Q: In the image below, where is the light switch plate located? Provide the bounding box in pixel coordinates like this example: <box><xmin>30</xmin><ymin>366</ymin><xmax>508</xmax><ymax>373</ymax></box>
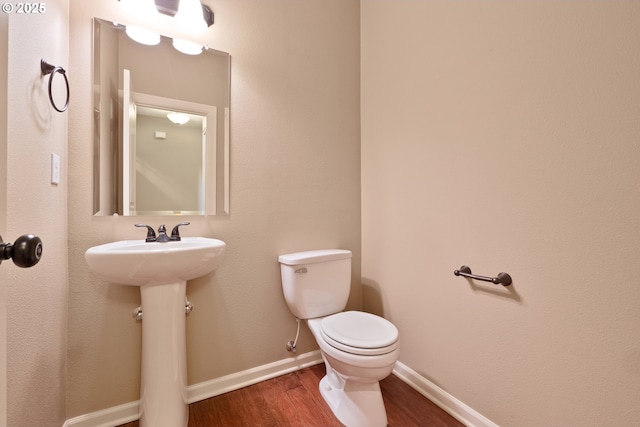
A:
<box><xmin>51</xmin><ymin>153</ymin><xmax>60</xmax><ymax>185</ymax></box>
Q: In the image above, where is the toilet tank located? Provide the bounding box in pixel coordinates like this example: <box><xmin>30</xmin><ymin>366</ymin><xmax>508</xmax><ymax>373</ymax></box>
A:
<box><xmin>279</xmin><ymin>249</ymin><xmax>352</xmax><ymax>319</ymax></box>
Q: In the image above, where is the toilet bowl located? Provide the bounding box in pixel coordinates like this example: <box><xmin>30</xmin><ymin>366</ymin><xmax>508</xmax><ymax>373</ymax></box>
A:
<box><xmin>307</xmin><ymin>313</ymin><xmax>399</xmax><ymax>427</ymax></box>
<box><xmin>279</xmin><ymin>250</ymin><xmax>400</xmax><ymax>427</ymax></box>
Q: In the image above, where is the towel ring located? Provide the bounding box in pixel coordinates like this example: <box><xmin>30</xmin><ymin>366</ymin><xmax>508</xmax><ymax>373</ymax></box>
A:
<box><xmin>40</xmin><ymin>59</ymin><xmax>69</xmax><ymax>113</ymax></box>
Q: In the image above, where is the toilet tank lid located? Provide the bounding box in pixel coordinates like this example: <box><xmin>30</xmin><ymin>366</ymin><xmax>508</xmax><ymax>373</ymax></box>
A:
<box><xmin>278</xmin><ymin>249</ymin><xmax>352</xmax><ymax>265</ymax></box>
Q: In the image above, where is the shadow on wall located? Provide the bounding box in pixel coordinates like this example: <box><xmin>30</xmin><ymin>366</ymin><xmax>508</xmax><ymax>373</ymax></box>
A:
<box><xmin>361</xmin><ymin>279</ymin><xmax>386</xmax><ymax>317</ymax></box>
<box><xmin>462</xmin><ymin>278</ymin><xmax>523</xmax><ymax>303</ymax></box>
<box><xmin>362</xmin><ymin>273</ymin><xmax>522</xmax><ymax>318</ymax></box>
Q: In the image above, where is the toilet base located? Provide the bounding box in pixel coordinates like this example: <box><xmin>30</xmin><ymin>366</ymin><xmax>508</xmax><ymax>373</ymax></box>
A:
<box><xmin>319</xmin><ymin>374</ymin><xmax>388</xmax><ymax>427</ymax></box>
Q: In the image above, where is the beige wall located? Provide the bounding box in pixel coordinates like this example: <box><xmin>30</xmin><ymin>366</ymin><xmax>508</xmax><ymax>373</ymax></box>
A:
<box><xmin>361</xmin><ymin>1</ymin><xmax>640</xmax><ymax>426</ymax></box>
<box><xmin>67</xmin><ymin>0</ymin><xmax>361</xmax><ymax>418</ymax></box>
<box><xmin>5</xmin><ymin>1</ymin><xmax>69</xmax><ymax>425</ymax></box>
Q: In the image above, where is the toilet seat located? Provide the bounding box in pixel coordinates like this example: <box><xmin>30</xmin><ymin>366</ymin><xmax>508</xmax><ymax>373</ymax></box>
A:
<box><xmin>320</xmin><ymin>311</ymin><xmax>399</xmax><ymax>356</ymax></box>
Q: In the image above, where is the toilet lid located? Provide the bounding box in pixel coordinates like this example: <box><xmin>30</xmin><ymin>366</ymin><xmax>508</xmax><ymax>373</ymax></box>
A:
<box><xmin>320</xmin><ymin>311</ymin><xmax>399</xmax><ymax>356</ymax></box>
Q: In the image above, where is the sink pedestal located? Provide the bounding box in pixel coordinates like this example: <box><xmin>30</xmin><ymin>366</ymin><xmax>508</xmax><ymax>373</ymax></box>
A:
<box><xmin>139</xmin><ymin>281</ymin><xmax>188</xmax><ymax>427</ymax></box>
<box><xmin>84</xmin><ymin>237</ymin><xmax>226</xmax><ymax>427</ymax></box>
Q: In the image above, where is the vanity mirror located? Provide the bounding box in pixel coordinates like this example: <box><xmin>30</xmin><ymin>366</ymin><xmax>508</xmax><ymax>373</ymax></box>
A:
<box><xmin>92</xmin><ymin>18</ymin><xmax>230</xmax><ymax>216</ymax></box>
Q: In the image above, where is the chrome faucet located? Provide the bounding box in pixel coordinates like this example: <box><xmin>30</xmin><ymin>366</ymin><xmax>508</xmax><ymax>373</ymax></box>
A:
<box><xmin>135</xmin><ymin>222</ymin><xmax>190</xmax><ymax>242</ymax></box>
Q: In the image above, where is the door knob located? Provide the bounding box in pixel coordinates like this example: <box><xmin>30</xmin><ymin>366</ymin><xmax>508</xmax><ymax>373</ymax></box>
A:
<box><xmin>0</xmin><ymin>234</ymin><xmax>43</xmax><ymax>268</ymax></box>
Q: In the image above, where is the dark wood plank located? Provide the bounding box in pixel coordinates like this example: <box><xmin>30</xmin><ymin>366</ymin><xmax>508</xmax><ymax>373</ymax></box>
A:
<box><xmin>250</xmin><ymin>373</ymin><xmax>298</xmax><ymax>426</ymax></box>
<box><xmin>211</xmin><ymin>385</ymin><xmax>276</xmax><ymax>427</ymax></box>
<box><xmin>188</xmin><ymin>396</ymin><xmax>219</xmax><ymax>426</ymax></box>
<box><xmin>284</xmin><ymin>374</ymin><xmax>342</xmax><ymax>427</ymax></box>
<box><xmin>294</xmin><ymin>365</ymin><xmax>343</xmax><ymax>427</ymax></box>
<box><xmin>381</xmin><ymin>373</ymin><xmax>464</xmax><ymax>427</ymax></box>
<box><xmin>118</xmin><ymin>365</ymin><xmax>464</xmax><ymax>427</ymax></box>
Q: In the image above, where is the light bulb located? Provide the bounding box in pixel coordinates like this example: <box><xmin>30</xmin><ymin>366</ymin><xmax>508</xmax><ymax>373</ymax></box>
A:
<box><xmin>120</xmin><ymin>0</ymin><xmax>159</xmax><ymax>17</ymax></box>
<box><xmin>174</xmin><ymin>0</ymin><xmax>207</xmax><ymax>33</ymax></box>
<box><xmin>121</xmin><ymin>0</ymin><xmax>161</xmax><ymax>45</ymax></box>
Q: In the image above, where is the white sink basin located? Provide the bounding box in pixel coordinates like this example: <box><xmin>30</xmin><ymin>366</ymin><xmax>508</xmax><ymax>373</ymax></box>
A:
<box><xmin>85</xmin><ymin>237</ymin><xmax>226</xmax><ymax>286</ymax></box>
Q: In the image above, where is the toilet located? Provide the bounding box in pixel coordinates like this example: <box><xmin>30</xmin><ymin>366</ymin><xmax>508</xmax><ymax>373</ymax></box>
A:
<box><xmin>279</xmin><ymin>249</ymin><xmax>400</xmax><ymax>427</ymax></box>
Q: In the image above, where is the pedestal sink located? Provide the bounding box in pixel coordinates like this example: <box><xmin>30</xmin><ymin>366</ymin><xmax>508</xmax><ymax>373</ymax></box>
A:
<box><xmin>85</xmin><ymin>237</ymin><xmax>226</xmax><ymax>427</ymax></box>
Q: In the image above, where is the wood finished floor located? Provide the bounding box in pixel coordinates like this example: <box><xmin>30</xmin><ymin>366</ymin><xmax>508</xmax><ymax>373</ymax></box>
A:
<box><xmin>119</xmin><ymin>364</ymin><xmax>464</xmax><ymax>427</ymax></box>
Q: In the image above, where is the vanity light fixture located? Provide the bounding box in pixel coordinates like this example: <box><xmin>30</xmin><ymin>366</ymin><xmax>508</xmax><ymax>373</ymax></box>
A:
<box><xmin>172</xmin><ymin>0</ymin><xmax>208</xmax><ymax>54</ymax></box>
<box><xmin>120</xmin><ymin>0</ymin><xmax>161</xmax><ymax>45</ymax></box>
<box><xmin>173</xmin><ymin>0</ymin><xmax>208</xmax><ymax>32</ymax></box>
<box><xmin>167</xmin><ymin>112</ymin><xmax>190</xmax><ymax>125</ymax></box>
<box><xmin>119</xmin><ymin>0</ymin><xmax>214</xmax><ymax>55</ymax></box>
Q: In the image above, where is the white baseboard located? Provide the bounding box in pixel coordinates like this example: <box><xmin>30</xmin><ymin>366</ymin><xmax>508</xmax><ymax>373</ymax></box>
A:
<box><xmin>392</xmin><ymin>361</ymin><xmax>499</xmax><ymax>427</ymax></box>
<box><xmin>187</xmin><ymin>350</ymin><xmax>323</xmax><ymax>404</ymax></box>
<box><xmin>61</xmin><ymin>401</ymin><xmax>139</xmax><ymax>427</ymax></box>
<box><xmin>64</xmin><ymin>353</ymin><xmax>496</xmax><ymax>427</ymax></box>
<box><xmin>63</xmin><ymin>350</ymin><xmax>323</xmax><ymax>427</ymax></box>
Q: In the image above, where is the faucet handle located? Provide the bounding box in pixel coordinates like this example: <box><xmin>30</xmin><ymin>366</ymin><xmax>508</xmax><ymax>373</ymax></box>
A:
<box><xmin>135</xmin><ymin>224</ymin><xmax>156</xmax><ymax>242</ymax></box>
<box><xmin>170</xmin><ymin>222</ymin><xmax>191</xmax><ymax>241</ymax></box>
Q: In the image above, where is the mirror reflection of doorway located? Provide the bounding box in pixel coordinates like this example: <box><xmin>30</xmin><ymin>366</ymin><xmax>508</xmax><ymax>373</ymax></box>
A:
<box><xmin>133</xmin><ymin>106</ymin><xmax>206</xmax><ymax>215</ymax></box>
<box><xmin>121</xmin><ymin>69</ymin><xmax>216</xmax><ymax>215</ymax></box>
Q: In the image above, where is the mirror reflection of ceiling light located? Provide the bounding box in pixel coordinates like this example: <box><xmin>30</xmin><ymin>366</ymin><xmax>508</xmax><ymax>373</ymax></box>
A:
<box><xmin>167</xmin><ymin>112</ymin><xmax>190</xmax><ymax>125</ymax></box>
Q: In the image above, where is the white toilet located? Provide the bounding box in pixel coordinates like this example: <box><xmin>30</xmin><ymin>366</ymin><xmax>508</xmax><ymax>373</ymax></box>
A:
<box><xmin>279</xmin><ymin>249</ymin><xmax>400</xmax><ymax>427</ymax></box>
